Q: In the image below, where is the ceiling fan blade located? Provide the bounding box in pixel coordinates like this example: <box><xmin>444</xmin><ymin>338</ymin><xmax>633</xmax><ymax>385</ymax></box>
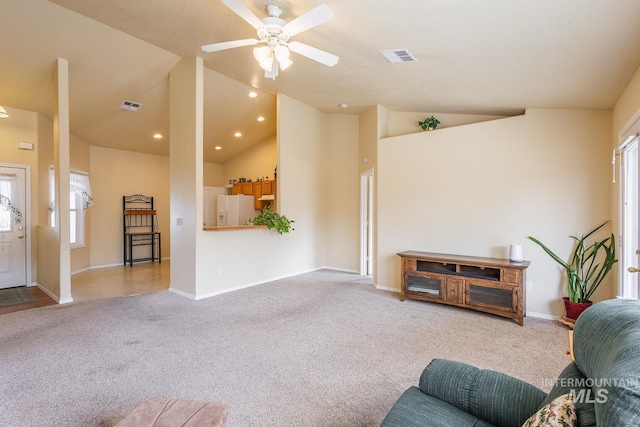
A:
<box><xmin>283</xmin><ymin>4</ymin><xmax>334</xmax><ymax>37</ymax></box>
<box><xmin>220</xmin><ymin>0</ymin><xmax>265</xmax><ymax>30</ymax></box>
<box><xmin>288</xmin><ymin>41</ymin><xmax>339</xmax><ymax>67</ymax></box>
<box><xmin>201</xmin><ymin>38</ymin><xmax>259</xmax><ymax>52</ymax></box>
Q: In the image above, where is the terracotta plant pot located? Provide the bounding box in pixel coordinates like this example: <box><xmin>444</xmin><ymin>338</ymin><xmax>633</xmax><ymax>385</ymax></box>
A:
<box><xmin>563</xmin><ymin>297</ymin><xmax>593</xmax><ymax>320</ymax></box>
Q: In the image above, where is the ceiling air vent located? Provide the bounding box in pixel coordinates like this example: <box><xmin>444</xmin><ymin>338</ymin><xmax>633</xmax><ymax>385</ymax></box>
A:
<box><xmin>379</xmin><ymin>49</ymin><xmax>418</xmax><ymax>64</ymax></box>
<box><xmin>120</xmin><ymin>100</ymin><xmax>142</xmax><ymax>111</ymax></box>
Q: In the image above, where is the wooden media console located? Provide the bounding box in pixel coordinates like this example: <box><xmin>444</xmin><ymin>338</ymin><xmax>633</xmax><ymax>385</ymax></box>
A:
<box><xmin>398</xmin><ymin>251</ymin><xmax>530</xmax><ymax>325</ymax></box>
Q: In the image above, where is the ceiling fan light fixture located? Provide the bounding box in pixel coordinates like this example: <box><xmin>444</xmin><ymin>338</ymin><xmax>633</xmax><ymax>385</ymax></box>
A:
<box><xmin>253</xmin><ymin>45</ymin><xmax>270</xmax><ymax>62</ymax></box>
<box><xmin>274</xmin><ymin>45</ymin><xmax>289</xmax><ymax>61</ymax></box>
<box><xmin>273</xmin><ymin>45</ymin><xmax>292</xmax><ymax>70</ymax></box>
<box><xmin>279</xmin><ymin>57</ymin><xmax>293</xmax><ymax>71</ymax></box>
<box><xmin>253</xmin><ymin>46</ymin><xmax>274</xmax><ymax>71</ymax></box>
<box><xmin>203</xmin><ymin>1</ymin><xmax>337</xmax><ymax>79</ymax></box>
<box><xmin>259</xmin><ymin>57</ymin><xmax>274</xmax><ymax>71</ymax></box>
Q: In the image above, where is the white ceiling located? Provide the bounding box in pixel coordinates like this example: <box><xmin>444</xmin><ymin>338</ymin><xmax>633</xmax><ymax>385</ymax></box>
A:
<box><xmin>2</xmin><ymin>0</ymin><xmax>640</xmax><ymax>163</ymax></box>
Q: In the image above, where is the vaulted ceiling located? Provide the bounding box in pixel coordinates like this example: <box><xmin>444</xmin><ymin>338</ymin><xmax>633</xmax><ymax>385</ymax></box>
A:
<box><xmin>2</xmin><ymin>1</ymin><xmax>640</xmax><ymax>163</ymax></box>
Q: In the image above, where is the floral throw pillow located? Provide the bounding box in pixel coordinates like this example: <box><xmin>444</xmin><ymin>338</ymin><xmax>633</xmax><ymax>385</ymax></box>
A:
<box><xmin>522</xmin><ymin>393</ymin><xmax>577</xmax><ymax>427</ymax></box>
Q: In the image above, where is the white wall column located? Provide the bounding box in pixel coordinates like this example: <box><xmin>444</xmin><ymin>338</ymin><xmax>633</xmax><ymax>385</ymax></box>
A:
<box><xmin>169</xmin><ymin>56</ymin><xmax>203</xmax><ymax>297</ymax></box>
<box><xmin>54</xmin><ymin>58</ymin><xmax>72</xmax><ymax>303</ymax></box>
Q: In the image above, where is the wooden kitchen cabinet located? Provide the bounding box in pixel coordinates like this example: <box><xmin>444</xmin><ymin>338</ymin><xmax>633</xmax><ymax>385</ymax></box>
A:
<box><xmin>398</xmin><ymin>251</ymin><xmax>529</xmax><ymax>325</ymax></box>
<box><xmin>253</xmin><ymin>180</ymin><xmax>275</xmax><ymax>210</ymax></box>
<box><xmin>261</xmin><ymin>180</ymin><xmax>273</xmax><ymax>194</ymax></box>
<box><xmin>241</xmin><ymin>182</ymin><xmax>253</xmax><ymax>195</ymax></box>
<box><xmin>253</xmin><ymin>181</ymin><xmax>263</xmax><ymax>210</ymax></box>
<box><xmin>231</xmin><ymin>182</ymin><xmax>254</xmax><ymax>195</ymax></box>
<box><xmin>232</xmin><ymin>180</ymin><xmax>276</xmax><ymax>210</ymax></box>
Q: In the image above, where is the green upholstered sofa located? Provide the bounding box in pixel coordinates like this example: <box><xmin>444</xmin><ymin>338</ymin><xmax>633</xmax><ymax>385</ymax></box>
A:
<box><xmin>380</xmin><ymin>299</ymin><xmax>640</xmax><ymax>427</ymax></box>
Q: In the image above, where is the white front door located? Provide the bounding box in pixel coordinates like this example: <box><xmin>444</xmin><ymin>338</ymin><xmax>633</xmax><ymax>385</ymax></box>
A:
<box><xmin>0</xmin><ymin>166</ymin><xmax>27</xmax><ymax>289</ymax></box>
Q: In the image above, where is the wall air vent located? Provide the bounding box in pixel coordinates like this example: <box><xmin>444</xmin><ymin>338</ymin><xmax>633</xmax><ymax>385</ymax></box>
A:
<box><xmin>120</xmin><ymin>100</ymin><xmax>142</xmax><ymax>111</ymax></box>
<box><xmin>379</xmin><ymin>49</ymin><xmax>418</xmax><ymax>64</ymax></box>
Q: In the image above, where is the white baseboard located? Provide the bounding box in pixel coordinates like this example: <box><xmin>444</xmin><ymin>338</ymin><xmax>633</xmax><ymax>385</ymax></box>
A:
<box><xmin>35</xmin><ymin>282</ymin><xmax>73</xmax><ymax>304</ymax></box>
<box><xmin>526</xmin><ymin>311</ymin><xmax>558</xmax><ymax>320</ymax></box>
<box><xmin>71</xmin><ymin>266</ymin><xmax>92</xmax><ymax>275</ymax></box>
<box><xmin>186</xmin><ymin>267</ymin><xmax>326</xmax><ymax>301</ymax></box>
<box><xmin>376</xmin><ymin>285</ymin><xmax>400</xmax><ymax>293</ymax></box>
<box><xmin>320</xmin><ymin>266</ymin><xmax>360</xmax><ymax>274</ymax></box>
<box><xmin>71</xmin><ymin>259</ymin><xmax>170</xmax><ymax>275</ymax></box>
<box><xmin>168</xmin><ymin>287</ymin><xmax>196</xmax><ymax>300</ymax></box>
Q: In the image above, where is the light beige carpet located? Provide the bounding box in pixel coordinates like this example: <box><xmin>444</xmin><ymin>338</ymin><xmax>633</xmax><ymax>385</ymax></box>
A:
<box><xmin>0</xmin><ymin>270</ymin><xmax>569</xmax><ymax>426</ymax></box>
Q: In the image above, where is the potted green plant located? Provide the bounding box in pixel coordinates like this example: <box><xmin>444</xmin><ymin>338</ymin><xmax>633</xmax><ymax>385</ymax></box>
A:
<box><xmin>418</xmin><ymin>115</ymin><xmax>441</xmax><ymax>131</ymax></box>
<box><xmin>528</xmin><ymin>221</ymin><xmax>617</xmax><ymax>320</ymax></box>
<box><xmin>245</xmin><ymin>205</ymin><xmax>294</xmax><ymax>235</ymax></box>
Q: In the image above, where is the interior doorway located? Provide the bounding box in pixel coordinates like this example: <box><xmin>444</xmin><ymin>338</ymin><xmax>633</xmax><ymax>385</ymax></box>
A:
<box><xmin>0</xmin><ymin>165</ymin><xmax>28</xmax><ymax>289</ymax></box>
<box><xmin>360</xmin><ymin>168</ymin><xmax>374</xmax><ymax>276</ymax></box>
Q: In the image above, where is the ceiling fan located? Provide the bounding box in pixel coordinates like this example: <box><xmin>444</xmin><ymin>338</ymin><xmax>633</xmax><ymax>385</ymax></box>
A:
<box><xmin>201</xmin><ymin>0</ymin><xmax>339</xmax><ymax>79</ymax></box>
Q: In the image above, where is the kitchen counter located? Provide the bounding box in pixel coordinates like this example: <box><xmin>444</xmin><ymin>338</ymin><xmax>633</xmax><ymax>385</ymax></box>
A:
<box><xmin>203</xmin><ymin>225</ymin><xmax>268</xmax><ymax>231</ymax></box>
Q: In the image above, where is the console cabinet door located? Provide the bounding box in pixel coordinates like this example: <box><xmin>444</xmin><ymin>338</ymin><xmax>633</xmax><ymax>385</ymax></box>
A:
<box><xmin>445</xmin><ymin>277</ymin><xmax>463</xmax><ymax>303</ymax></box>
<box><xmin>464</xmin><ymin>279</ymin><xmax>517</xmax><ymax>313</ymax></box>
<box><xmin>403</xmin><ymin>271</ymin><xmax>445</xmax><ymax>301</ymax></box>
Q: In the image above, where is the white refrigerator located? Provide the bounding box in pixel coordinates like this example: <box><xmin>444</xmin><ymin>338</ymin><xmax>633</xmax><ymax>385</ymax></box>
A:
<box><xmin>203</xmin><ymin>186</ymin><xmax>227</xmax><ymax>227</ymax></box>
<box><xmin>217</xmin><ymin>194</ymin><xmax>256</xmax><ymax>226</ymax></box>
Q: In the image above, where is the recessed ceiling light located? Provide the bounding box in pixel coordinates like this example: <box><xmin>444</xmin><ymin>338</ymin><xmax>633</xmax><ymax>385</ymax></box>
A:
<box><xmin>234</xmin><ymin>132</ymin><xmax>242</xmax><ymax>137</ymax></box>
<box><xmin>214</xmin><ymin>146</ymin><xmax>222</xmax><ymax>150</ymax></box>
<box><xmin>249</xmin><ymin>92</ymin><xmax>258</xmax><ymax>98</ymax></box>
<box><xmin>257</xmin><ymin>116</ymin><xmax>265</xmax><ymax>122</ymax></box>
<box><xmin>153</xmin><ymin>133</ymin><xmax>163</xmax><ymax>139</ymax></box>
<box><xmin>339</xmin><ymin>104</ymin><xmax>348</xmax><ymax>109</ymax></box>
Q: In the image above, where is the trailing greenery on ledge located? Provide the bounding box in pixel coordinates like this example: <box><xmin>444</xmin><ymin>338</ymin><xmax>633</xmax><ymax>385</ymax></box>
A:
<box><xmin>245</xmin><ymin>205</ymin><xmax>295</xmax><ymax>235</ymax></box>
<box><xmin>418</xmin><ymin>115</ymin><xmax>441</xmax><ymax>131</ymax></box>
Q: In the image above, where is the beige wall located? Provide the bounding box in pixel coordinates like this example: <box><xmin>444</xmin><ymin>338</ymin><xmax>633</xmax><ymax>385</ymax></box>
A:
<box><xmin>359</xmin><ymin>106</ymin><xmax>379</xmax><ymax>175</ymax></box>
<box><xmin>37</xmin><ymin>115</ymin><xmax>53</xmax><ymax>227</ymax></box>
<box><xmin>192</xmin><ymin>94</ymin><xmax>346</xmax><ymax>297</ymax></box>
<box><xmin>203</xmin><ymin>162</ymin><xmax>224</xmax><ymax>187</ymax></box>
<box><xmin>325</xmin><ymin>114</ymin><xmax>360</xmax><ymax>271</ymax></box>
<box><xmin>90</xmin><ymin>145</ymin><xmax>170</xmax><ymax>267</ymax></box>
<box><xmin>36</xmin><ymin>115</ymin><xmax>93</xmax><ymax>274</ymax></box>
<box><xmin>388</xmin><ymin>111</ymin><xmax>508</xmax><ymax>137</ymax></box>
<box><xmin>70</xmin><ymin>133</ymin><xmax>91</xmax><ymax>272</ymax></box>
<box><xmin>0</xmin><ymin>107</ymin><xmax>39</xmax><ymax>284</ymax></box>
<box><xmin>377</xmin><ymin>109</ymin><xmax>612</xmax><ymax>317</ymax></box>
<box><xmin>222</xmin><ymin>135</ymin><xmax>277</xmax><ymax>184</ymax></box>
<box><xmin>36</xmin><ymin>226</ymin><xmax>60</xmax><ymax>297</ymax></box>
<box><xmin>612</xmin><ymin>65</ymin><xmax>640</xmax><ymax>138</ymax></box>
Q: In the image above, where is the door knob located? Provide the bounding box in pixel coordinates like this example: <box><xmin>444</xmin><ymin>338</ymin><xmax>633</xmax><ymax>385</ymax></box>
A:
<box><xmin>628</xmin><ymin>267</ymin><xmax>640</xmax><ymax>273</ymax></box>
<box><xmin>17</xmin><ymin>234</ymin><xmax>24</xmax><ymax>239</ymax></box>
